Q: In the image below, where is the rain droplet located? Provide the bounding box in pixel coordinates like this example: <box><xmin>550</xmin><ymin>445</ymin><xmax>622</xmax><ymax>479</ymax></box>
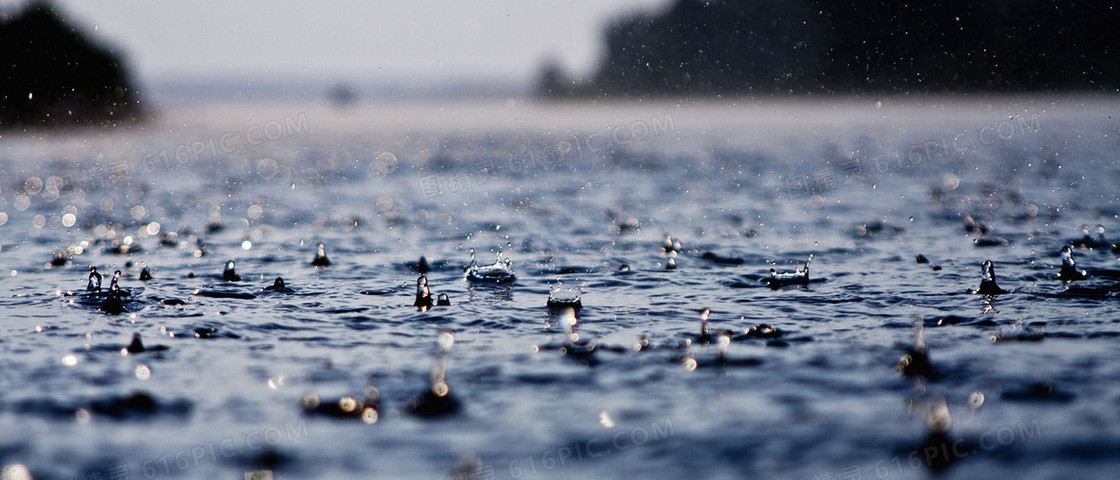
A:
<box><xmin>969</xmin><ymin>391</ymin><xmax>985</xmax><ymax>410</ymax></box>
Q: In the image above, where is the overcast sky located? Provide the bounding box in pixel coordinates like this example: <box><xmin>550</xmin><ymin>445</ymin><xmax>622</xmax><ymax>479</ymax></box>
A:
<box><xmin>4</xmin><ymin>1</ymin><xmax>671</xmax><ymax>84</ymax></box>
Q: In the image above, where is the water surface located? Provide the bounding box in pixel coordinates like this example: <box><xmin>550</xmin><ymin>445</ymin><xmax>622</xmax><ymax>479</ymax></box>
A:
<box><xmin>1</xmin><ymin>97</ymin><xmax>1118</xmax><ymax>479</ymax></box>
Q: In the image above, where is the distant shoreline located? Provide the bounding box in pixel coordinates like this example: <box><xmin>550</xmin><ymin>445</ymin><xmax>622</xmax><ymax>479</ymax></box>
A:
<box><xmin>3</xmin><ymin>92</ymin><xmax>1114</xmax><ymax>142</ymax></box>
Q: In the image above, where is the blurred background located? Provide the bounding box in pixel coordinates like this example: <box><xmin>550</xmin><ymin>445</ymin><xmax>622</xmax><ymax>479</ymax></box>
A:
<box><xmin>0</xmin><ymin>0</ymin><xmax>668</xmax><ymax>113</ymax></box>
<box><xmin>3</xmin><ymin>0</ymin><xmax>1118</xmax><ymax>127</ymax></box>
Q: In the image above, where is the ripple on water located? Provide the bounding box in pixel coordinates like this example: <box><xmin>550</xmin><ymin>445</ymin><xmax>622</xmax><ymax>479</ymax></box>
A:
<box><xmin>1</xmin><ymin>102</ymin><xmax>1119</xmax><ymax>478</ymax></box>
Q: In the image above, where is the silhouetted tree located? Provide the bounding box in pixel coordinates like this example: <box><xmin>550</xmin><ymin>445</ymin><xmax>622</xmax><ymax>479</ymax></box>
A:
<box><xmin>537</xmin><ymin>59</ymin><xmax>576</xmax><ymax>99</ymax></box>
<box><xmin>0</xmin><ymin>1</ymin><xmax>143</xmax><ymax>129</ymax></box>
<box><xmin>547</xmin><ymin>0</ymin><xmax>1120</xmax><ymax>98</ymax></box>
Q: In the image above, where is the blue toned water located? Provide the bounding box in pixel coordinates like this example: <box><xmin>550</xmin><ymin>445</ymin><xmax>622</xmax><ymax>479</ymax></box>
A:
<box><xmin>1</xmin><ymin>97</ymin><xmax>1118</xmax><ymax>479</ymax></box>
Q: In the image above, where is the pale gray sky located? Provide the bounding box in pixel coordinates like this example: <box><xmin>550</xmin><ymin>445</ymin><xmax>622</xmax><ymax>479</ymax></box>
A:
<box><xmin>7</xmin><ymin>1</ymin><xmax>671</xmax><ymax>84</ymax></box>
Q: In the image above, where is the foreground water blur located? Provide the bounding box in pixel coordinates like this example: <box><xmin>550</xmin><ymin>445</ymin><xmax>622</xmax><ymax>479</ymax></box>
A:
<box><xmin>1</xmin><ymin>96</ymin><xmax>1119</xmax><ymax>479</ymax></box>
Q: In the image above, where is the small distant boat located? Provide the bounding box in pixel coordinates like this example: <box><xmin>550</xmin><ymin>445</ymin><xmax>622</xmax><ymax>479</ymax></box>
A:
<box><xmin>327</xmin><ymin>83</ymin><xmax>358</xmax><ymax>108</ymax></box>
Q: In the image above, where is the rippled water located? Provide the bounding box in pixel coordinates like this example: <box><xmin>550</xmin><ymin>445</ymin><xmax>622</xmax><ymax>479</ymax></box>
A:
<box><xmin>1</xmin><ymin>97</ymin><xmax>1119</xmax><ymax>479</ymax></box>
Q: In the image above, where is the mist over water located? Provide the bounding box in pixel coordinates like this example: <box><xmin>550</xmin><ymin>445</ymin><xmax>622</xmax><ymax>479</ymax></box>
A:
<box><xmin>1</xmin><ymin>97</ymin><xmax>1118</xmax><ymax>479</ymax></box>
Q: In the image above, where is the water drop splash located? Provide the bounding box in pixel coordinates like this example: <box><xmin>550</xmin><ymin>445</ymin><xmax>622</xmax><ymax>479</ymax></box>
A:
<box><xmin>311</xmin><ymin>242</ymin><xmax>331</xmax><ymax>267</ymax></box>
<box><xmin>1057</xmin><ymin>246</ymin><xmax>1086</xmax><ymax>281</ymax></box>
<box><xmin>414</xmin><ymin>275</ymin><xmax>434</xmax><ymax>311</ymax></box>
<box><xmin>465</xmin><ymin>250</ymin><xmax>516</xmax><ymax>284</ymax></box>
<box><xmin>263</xmin><ymin>277</ymin><xmax>292</xmax><ymax>293</ymax></box>
<box><xmin>546</xmin><ymin>278</ymin><xmax>582</xmax><ymax>309</ymax></box>
<box><xmin>973</xmin><ymin>260</ymin><xmax>1007</xmax><ymax>295</ymax></box>
<box><xmin>990</xmin><ymin>320</ymin><xmax>1044</xmax><ymax>343</ymax></box>
<box><xmin>100</xmin><ymin>270</ymin><xmax>127</xmax><ymax>315</ymax></box>
<box><xmin>696</xmin><ymin>308</ymin><xmax>713</xmax><ymax>344</ymax></box>
<box><xmin>764</xmin><ymin>254</ymin><xmax>812</xmax><ymax>289</ymax></box>
<box><xmin>125</xmin><ymin>332</ymin><xmax>146</xmax><ymax>354</ymax></box>
<box><xmin>86</xmin><ymin>266</ymin><xmax>102</xmax><ymax>291</ymax></box>
<box><xmin>126</xmin><ymin>333</ymin><xmax>146</xmax><ymax>351</ymax></box>
<box><xmin>222</xmin><ymin>260</ymin><xmax>241</xmax><ymax>282</ymax></box>
<box><xmin>663</xmin><ymin>233</ymin><xmax>682</xmax><ymax>254</ymax></box>
<box><xmin>122</xmin><ymin>333</ymin><xmax>169</xmax><ymax>355</ymax></box>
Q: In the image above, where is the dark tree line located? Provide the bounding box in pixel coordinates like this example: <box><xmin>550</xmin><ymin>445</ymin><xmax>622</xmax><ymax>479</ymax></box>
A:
<box><xmin>0</xmin><ymin>1</ymin><xmax>142</xmax><ymax>129</ymax></box>
<box><xmin>540</xmin><ymin>0</ymin><xmax>1120</xmax><ymax>97</ymax></box>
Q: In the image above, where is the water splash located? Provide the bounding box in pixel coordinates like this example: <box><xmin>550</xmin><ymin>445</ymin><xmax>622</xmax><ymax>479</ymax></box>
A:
<box><xmin>546</xmin><ymin>278</ymin><xmax>582</xmax><ymax>309</ymax></box>
<box><xmin>86</xmin><ymin>266</ymin><xmax>102</xmax><ymax>291</ymax></box>
<box><xmin>764</xmin><ymin>254</ymin><xmax>812</xmax><ymax>289</ymax></box>
<box><xmin>311</xmin><ymin>242</ymin><xmax>331</xmax><ymax>267</ymax></box>
<box><xmin>973</xmin><ymin>260</ymin><xmax>1008</xmax><ymax>295</ymax></box>
<box><xmin>466</xmin><ymin>250</ymin><xmax>516</xmax><ymax>284</ymax></box>
<box><xmin>222</xmin><ymin>260</ymin><xmax>241</xmax><ymax>282</ymax></box>
<box><xmin>1057</xmin><ymin>246</ymin><xmax>1086</xmax><ymax>281</ymax></box>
